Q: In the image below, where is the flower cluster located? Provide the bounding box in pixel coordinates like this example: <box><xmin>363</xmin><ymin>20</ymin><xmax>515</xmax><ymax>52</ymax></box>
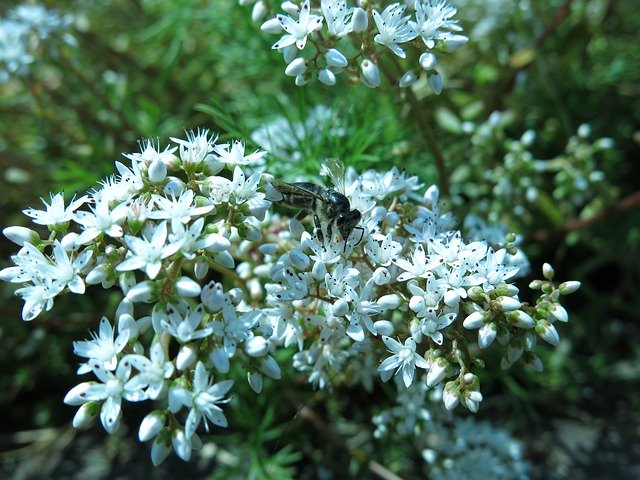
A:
<box><xmin>453</xmin><ymin>112</ymin><xmax>617</xmax><ymax>228</ymax></box>
<box><xmin>250</xmin><ymin>162</ymin><xmax>578</xmax><ymax>413</ymax></box>
<box><xmin>240</xmin><ymin>0</ymin><xmax>468</xmax><ymax>92</ymax></box>
<box><xmin>250</xmin><ymin>104</ymin><xmax>346</xmax><ymax>167</ymax></box>
<box><xmin>372</xmin><ymin>378</ymin><xmax>530</xmax><ymax>479</ymax></box>
<box><xmin>1</xmin><ymin>131</ymin><xmax>273</xmax><ymax>464</ymax></box>
<box><xmin>1</xmin><ymin>130</ymin><xmax>579</xmax><ymax>463</ymax></box>
<box><xmin>0</xmin><ymin>3</ymin><xmax>75</xmax><ymax>83</ymax></box>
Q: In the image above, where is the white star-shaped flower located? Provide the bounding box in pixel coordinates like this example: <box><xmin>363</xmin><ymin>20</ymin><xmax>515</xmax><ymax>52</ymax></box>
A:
<box><xmin>272</xmin><ymin>0</ymin><xmax>323</xmax><ymax>50</ymax></box>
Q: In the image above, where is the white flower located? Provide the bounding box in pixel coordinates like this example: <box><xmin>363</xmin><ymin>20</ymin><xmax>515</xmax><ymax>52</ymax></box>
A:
<box><xmin>123</xmin><ymin>139</ymin><xmax>178</xmax><ymax>170</ymax></box>
<box><xmin>212</xmin><ymin>140</ymin><xmax>267</xmax><ymax>166</ymax></box>
<box><xmin>73</xmin><ymin>317</ymin><xmax>130</xmax><ymax>373</ymax></box>
<box><xmin>272</xmin><ymin>0</ymin><xmax>323</xmax><ymax>50</ymax></box>
<box><xmin>410</xmin><ymin>0</ymin><xmax>464</xmax><ymax>49</ymax></box>
<box><xmin>116</xmin><ymin>222</ymin><xmax>181</xmax><ymax>279</ymax></box>
<box><xmin>160</xmin><ymin>303</ymin><xmax>212</xmax><ymax>343</ymax></box>
<box><xmin>393</xmin><ymin>244</ymin><xmax>432</xmax><ymax>281</ymax></box>
<box><xmin>47</xmin><ymin>241</ymin><xmax>93</xmax><ymax>295</ymax></box>
<box><xmin>23</xmin><ymin>192</ymin><xmax>88</xmax><ymax>227</ymax></box>
<box><xmin>74</xmin><ymin>198</ymin><xmax>128</xmax><ymax>244</ymax></box>
<box><xmin>124</xmin><ymin>342</ymin><xmax>175</xmax><ymax>399</ymax></box>
<box><xmin>147</xmin><ymin>190</ymin><xmax>214</xmax><ymax>228</ymax></box>
<box><xmin>169</xmin><ymin>217</ymin><xmax>230</xmax><ymax>260</ymax></box>
<box><xmin>321</xmin><ymin>0</ymin><xmax>353</xmax><ymax>38</ymax></box>
<box><xmin>378</xmin><ymin>336</ymin><xmax>430</xmax><ymax>387</ymax></box>
<box><xmin>64</xmin><ymin>359</ymin><xmax>145</xmax><ymax>434</ymax></box>
<box><xmin>14</xmin><ymin>281</ymin><xmax>55</xmax><ymax>321</ymax></box>
<box><xmin>168</xmin><ymin>361</ymin><xmax>233</xmax><ymax>438</ymax></box>
<box><xmin>170</xmin><ymin>129</ymin><xmax>216</xmax><ymax>168</ymax></box>
<box><xmin>372</xmin><ymin>4</ymin><xmax>417</xmax><ymax>58</ymax></box>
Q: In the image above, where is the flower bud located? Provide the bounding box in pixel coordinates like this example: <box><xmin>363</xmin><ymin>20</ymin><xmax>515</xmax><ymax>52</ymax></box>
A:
<box><xmin>194</xmin><ymin>258</ymin><xmax>209</xmax><ymax>279</ymax></box>
<box><xmin>427</xmin><ymin>358</ymin><xmax>448</xmax><ymax>387</ymax></box>
<box><xmin>86</xmin><ymin>264</ymin><xmax>110</xmax><ymax>285</ymax></box>
<box><xmin>399</xmin><ymin>70</ymin><xmax>418</xmax><ymax>88</ymax></box>
<box><xmin>281</xmin><ymin>1</ymin><xmax>298</xmax><ymax>16</ymax></box>
<box><xmin>164</xmin><ymin>177</ymin><xmax>186</xmax><ymax>197</ymax></box>
<box><xmin>463</xmin><ymin>390</ymin><xmax>483</xmax><ymax>413</ymax></box>
<box><xmin>351</xmin><ymin>7</ymin><xmax>368</xmax><ymax>32</ymax></box>
<box><xmin>378</xmin><ymin>294</ymin><xmax>401</xmax><ymax>309</ymax></box>
<box><xmin>467</xmin><ymin>286</ymin><xmax>485</xmax><ymax>302</ymax></box>
<box><xmin>175</xmin><ymin>276</ymin><xmax>202</xmax><ymax>297</ymax></box>
<box><xmin>176</xmin><ymin>344</ymin><xmax>197</xmax><ymax>370</ymax></box>
<box><xmin>125</xmin><ymin>280</ymin><xmax>155</xmax><ymax>303</ymax></box>
<box><xmin>524</xmin><ymin>352</ymin><xmax>544</xmax><ymax>372</ymax></box>
<box><xmin>248</xmin><ymin>370</ymin><xmax>263</xmax><ymax>393</ymax></box>
<box><xmin>419</xmin><ymin>52</ymin><xmax>437</xmax><ymax>70</ymax></box>
<box><xmin>318</xmin><ymin>68</ymin><xmax>336</xmax><ymax>85</ymax></box>
<box><xmin>542</xmin><ymin>262</ymin><xmax>554</xmax><ymax>280</ymax></box>
<box><xmin>295</xmin><ymin>74</ymin><xmax>310</xmax><ymax>86</ymax></box>
<box><xmin>151</xmin><ymin>430</ymin><xmax>171</xmax><ymax>466</ymax></box>
<box><xmin>285</xmin><ymin>58</ymin><xmax>307</xmax><ymax>76</ymax></box>
<box><xmin>427</xmin><ymin>71</ymin><xmax>443</xmax><ymax>95</ymax></box>
<box><xmin>508</xmin><ymin>310</ymin><xmax>534</xmax><ymax>329</ymax></box>
<box><xmin>372</xmin><ymin>267</ymin><xmax>391</xmax><ymax>285</ymax></box>
<box><xmin>495</xmin><ymin>296</ymin><xmax>521</xmax><ymax>311</ymax></box>
<box><xmin>251</xmin><ymin>0</ymin><xmax>268</xmax><ymax>22</ymax></box>
<box><xmin>245</xmin><ymin>336</ymin><xmax>269</xmax><ymax>357</ymax></box>
<box><xmin>139</xmin><ymin>411</ymin><xmax>166</xmax><ymax>441</ymax></box>
<box><xmin>536</xmin><ymin>320</ymin><xmax>560</xmax><ymax>346</ymax></box>
<box><xmin>559</xmin><ymin>281</ymin><xmax>581</xmax><ymax>295</ymax></box>
<box><xmin>326</xmin><ymin>48</ymin><xmax>348</xmax><ymax>68</ymax></box>
<box><xmin>332</xmin><ymin>298</ymin><xmax>349</xmax><ymax>316</ymax></box>
<box><xmin>409</xmin><ymin>295</ymin><xmax>425</xmax><ymax>312</ymax></box>
<box><xmin>507</xmin><ymin>340</ymin><xmax>524</xmax><ymax>362</ymax></box>
<box><xmin>261</xmin><ymin>18</ymin><xmax>283</xmax><ymax>34</ymax></box>
<box><xmin>443</xmin><ymin>289</ymin><xmax>459</xmax><ymax>307</ymax></box>
<box><xmin>360</xmin><ymin>59</ymin><xmax>380</xmax><ymax>88</ymax></box>
<box><xmin>529</xmin><ymin>279</ymin><xmax>545</xmax><ymax>290</ymax></box>
<box><xmin>478</xmin><ymin>323</ymin><xmax>497</xmax><ymax>349</ymax></box>
<box><xmin>148</xmin><ymin>158</ymin><xmax>167</xmax><ymax>183</ymax></box>
<box><xmin>443</xmin><ymin>382</ymin><xmax>459</xmax><ymax>410</ymax></box>
<box><xmin>463</xmin><ymin>311</ymin><xmax>484</xmax><ymax>329</ymax></box>
<box><xmin>374</xmin><ymin>320</ymin><xmax>394</xmax><ymax>336</ymax></box>
<box><xmin>172</xmin><ymin>429</ymin><xmax>191</xmax><ymax>461</ymax></box>
<box><xmin>3</xmin><ymin>226</ymin><xmax>40</xmax><ymax>246</ymax></box>
<box><xmin>549</xmin><ymin>303</ymin><xmax>568</xmax><ymax>322</ymax></box>
<box><xmin>72</xmin><ymin>401</ymin><xmax>99</xmax><ymax>428</ymax></box>
<box><xmin>385</xmin><ymin>211</ymin><xmax>400</xmax><ymax>227</ymax></box>
<box><xmin>260</xmin><ymin>355</ymin><xmax>281</xmax><ymax>379</ymax></box>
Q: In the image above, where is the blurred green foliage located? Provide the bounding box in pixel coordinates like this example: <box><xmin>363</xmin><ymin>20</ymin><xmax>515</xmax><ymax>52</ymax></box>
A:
<box><xmin>1</xmin><ymin>0</ymin><xmax>639</xmax><ymax>478</ymax></box>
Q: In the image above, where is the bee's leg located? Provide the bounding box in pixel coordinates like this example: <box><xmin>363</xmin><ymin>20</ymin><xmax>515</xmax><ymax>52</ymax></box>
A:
<box><xmin>313</xmin><ymin>214</ymin><xmax>325</xmax><ymax>249</ymax></box>
<box><xmin>354</xmin><ymin>226</ymin><xmax>365</xmax><ymax>247</ymax></box>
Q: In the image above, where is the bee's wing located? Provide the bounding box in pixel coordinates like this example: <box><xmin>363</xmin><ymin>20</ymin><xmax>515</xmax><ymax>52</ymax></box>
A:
<box><xmin>269</xmin><ymin>180</ymin><xmax>324</xmax><ymax>204</ymax></box>
<box><xmin>320</xmin><ymin>158</ymin><xmax>346</xmax><ymax>194</ymax></box>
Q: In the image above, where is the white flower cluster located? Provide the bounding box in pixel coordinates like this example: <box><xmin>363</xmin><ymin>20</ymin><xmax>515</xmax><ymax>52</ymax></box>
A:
<box><xmin>1</xmin><ymin>131</ymin><xmax>272</xmax><ymax>464</ymax></box>
<box><xmin>423</xmin><ymin>417</ymin><xmax>530</xmax><ymax>480</ymax></box>
<box><xmin>456</xmin><ymin>112</ymin><xmax>616</xmax><ymax>224</ymax></box>
<box><xmin>241</xmin><ymin>0</ymin><xmax>468</xmax><ymax>92</ymax></box>
<box><xmin>1</xmin><ymin>130</ymin><xmax>579</xmax><ymax>463</ymax></box>
<box><xmin>251</xmin><ymin>105</ymin><xmax>346</xmax><ymax>166</ymax></box>
<box><xmin>249</xmin><ymin>163</ymin><xmax>577</xmax><ymax>413</ymax></box>
<box><xmin>0</xmin><ymin>4</ymin><xmax>75</xmax><ymax>83</ymax></box>
<box><xmin>372</xmin><ymin>378</ymin><xmax>530</xmax><ymax>478</ymax></box>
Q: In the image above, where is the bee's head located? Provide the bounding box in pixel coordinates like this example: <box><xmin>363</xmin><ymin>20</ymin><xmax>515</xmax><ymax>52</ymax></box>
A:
<box><xmin>336</xmin><ymin>209</ymin><xmax>362</xmax><ymax>241</ymax></box>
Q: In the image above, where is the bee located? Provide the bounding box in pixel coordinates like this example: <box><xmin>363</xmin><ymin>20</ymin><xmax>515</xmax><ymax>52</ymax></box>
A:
<box><xmin>270</xmin><ymin>158</ymin><xmax>364</xmax><ymax>252</ymax></box>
